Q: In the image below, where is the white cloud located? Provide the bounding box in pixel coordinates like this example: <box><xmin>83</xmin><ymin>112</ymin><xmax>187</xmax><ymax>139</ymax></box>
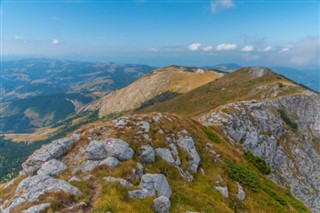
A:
<box><xmin>210</xmin><ymin>0</ymin><xmax>235</xmax><ymax>14</ymax></box>
<box><xmin>203</xmin><ymin>46</ymin><xmax>213</xmax><ymax>51</ymax></box>
<box><xmin>188</xmin><ymin>43</ymin><xmax>202</xmax><ymax>51</ymax></box>
<box><xmin>241</xmin><ymin>45</ymin><xmax>254</xmax><ymax>52</ymax></box>
<box><xmin>261</xmin><ymin>46</ymin><xmax>273</xmax><ymax>52</ymax></box>
<box><xmin>280</xmin><ymin>45</ymin><xmax>293</xmax><ymax>52</ymax></box>
<box><xmin>51</xmin><ymin>39</ymin><xmax>60</xmax><ymax>45</ymax></box>
<box><xmin>14</xmin><ymin>35</ymin><xmax>24</xmax><ymax>41</ymax></box>
<box><xmin>216</xmin><ymin>43</ymin><xmax>237</xmax><ymax>51</ymax></box>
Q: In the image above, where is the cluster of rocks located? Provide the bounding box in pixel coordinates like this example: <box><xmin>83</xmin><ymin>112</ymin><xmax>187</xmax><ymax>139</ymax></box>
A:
<box><xmin>129</xmin><ymin>173</ymin><xmax>172</xmax><ymax>213</ymax></box>
<box><xmin>72</xmin><ymin>138</ymin><xmax>134</xmax><ymax>174</ymax></box>
<box><xmin>1</xmin><ymin>135</ymin><xmax>81</xmax><ymax>213</ymax></box>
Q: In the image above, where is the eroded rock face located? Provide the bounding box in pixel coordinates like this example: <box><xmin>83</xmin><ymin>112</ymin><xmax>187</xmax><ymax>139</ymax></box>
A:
<box><xmin>201</xmin><ymin>92</ymin><xmax>320</xmax><ymax>212</ymax></box>
<box><xmin>128</xmin><ymin>173</ymin><xmax>172</xmax><ymax>199</ymax></box>
<box><xmin>37</xmin><ymin>159</ymin><xmax>67</xmax><ymax>177</ymax></box>
<box><xmin>22</xmin><ymin>136</ymin><xmax>76</xmax><ymax>176</ymax></box>
<box><xmin>3</xmin><ymin>175</ymin><xmax>81</xmax><ymax>212</ymax></box>
<box><xmin>153</xmin><ymin>196</ymin><xmax>171</xmax><ymax>213</ymax></box>
<box><xmin>177</xmin><ymin>137</ymin><xmax>200</xmax><ymax>173</ymax></box>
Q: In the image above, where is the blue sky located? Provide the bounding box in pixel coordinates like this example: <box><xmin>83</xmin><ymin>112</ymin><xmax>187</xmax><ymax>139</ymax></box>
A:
<box><xmin>1</xmin><ymin>0</ymin><xmax>319</xmax><ymax>68</ymax></box>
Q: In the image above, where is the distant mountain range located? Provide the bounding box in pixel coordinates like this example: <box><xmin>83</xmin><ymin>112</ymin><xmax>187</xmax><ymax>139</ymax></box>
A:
<box><xmin>0</xmin><ymin>58</ymin><xmax>156</xmax><ymax>102</ymax></box>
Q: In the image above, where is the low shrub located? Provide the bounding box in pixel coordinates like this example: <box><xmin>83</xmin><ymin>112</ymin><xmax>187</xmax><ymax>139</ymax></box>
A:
<box><xmin>277</xmin><ymin>109</ymin><xmax>298</xmax><ymax>130</ymax></box>
<box><xmin>226</xmin><ymin>160</ymin><xmax>259</xmax><ymax>192</ymax></box>
<box><xmin>244</xmin><ymin>150</ymin><xmax>271</xmax><ymax>175</ymax></box>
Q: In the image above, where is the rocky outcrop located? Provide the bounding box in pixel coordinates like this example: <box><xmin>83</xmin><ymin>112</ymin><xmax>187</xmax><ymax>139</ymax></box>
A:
<box><xmin>3</xmin><ymin>175</ymin><xmax>81</xmax><ymax>212</ymax></box>
<box><xmin>22</xmin><ymin>135</ymin><xmax>77</xmax><ymax>176</ymax></box>
<box><xmin>177</xmin><ymin>137</ymin><xmax>200</xmax><ymax>173</ymax></box>
<box><xmin>128</xmin><ymin>173</ymin><xmax>172</xmax><ymax>199</ymax></box>
<box><xmin>201</xmin><ymin>92</ymin><xmax>320</xmax><ymax>212</ymax></box>
<box><xmin>37</xmin><ymin>159</ymin><xmax>67</xmax><ymax>176</ymax></box>
<box><xmin>153</xmin><ymin>196</ymin><xmax>171</xmax><ymax>213</ymax></box>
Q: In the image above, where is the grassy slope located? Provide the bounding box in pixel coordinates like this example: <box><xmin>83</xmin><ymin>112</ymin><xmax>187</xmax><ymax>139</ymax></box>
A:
<box><xmin>85</xmin><ymin>66</ymin><xmax>223</xmax><ymax>117</ymax></box>
<box><xmin>141</xmin><ymin>68</ymin><xmax>306</xmax><ymax>118</ymax></box>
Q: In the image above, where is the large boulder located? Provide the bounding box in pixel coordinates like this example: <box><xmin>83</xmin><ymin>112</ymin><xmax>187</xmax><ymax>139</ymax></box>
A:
<box><xmin>86</xmin><ymin>140</ymin><xmax>108</xmax><ymax>160</ymax></box>
<box><xmin>4</xmin><ymin>175</ymin><xmax>81</xmax><ymax>212</ymax></box>
<box><xmin>155</xmin><ymin>148</ymin><xmax>175</xmax><ymax>165</ymax></box>
<box><xmin>104</xmin><ymin>138</ymin><xmax>134</xmax><ymax>161</ymax></box>
<box><xmin>22</xmin><ymin>136</ymin><xmax>76</xmax><ymax>176</ymax></box>
<box><xmin>140</xmin><ymin>145</ymin><xmax>155</xmax><ymax>163</ymax></box>
<box><xmin>37</xmin><ymin>159</ymin><xmax>67</xmax><ymax>177</ymax></box>
<box><xmin>153</xmin><ymin>196</ymin><xmax>171</xmax><ymax>213</ymax></box>
<box><xmin>177</xmin><ymin>137</ymin><xmax>200</xmax><ymax>173</ymax></box>
<box><xmin>128</xmin><ymin>173</ymin><xmax>172</xmax><ymax>199</ymax></box>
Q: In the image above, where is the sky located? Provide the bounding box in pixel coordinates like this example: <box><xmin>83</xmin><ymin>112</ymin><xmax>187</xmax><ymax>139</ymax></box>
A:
<box><xmin>1</xmin><ymin>0</ymin><xmax>319</xmax><ymax>68</ymax></box>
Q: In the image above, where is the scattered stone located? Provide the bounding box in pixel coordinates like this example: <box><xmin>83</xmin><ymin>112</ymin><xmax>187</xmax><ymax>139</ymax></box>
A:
<box><xmin>155</xmin><ymin>148</ymin><xmax>175</xmax><ymax>165</ymax></box>
<box><xmin>214</xmin><ymin>186</ymin><xmax>229</xmax><ymax>198</ymax></box>
<box><xmin>37</xmin><ymin>159</ymin><xmax>67</xmax><ymax>177</ymax></box>
<box><xmin>177</xmin><ymin>137</ymin><xmax>200</xmax><ymax>173</ymax></box>
<box><xmin>237</xmin><ymin>182</ymin><xmax>246</xmax><ymax>201</ymax></box>
<box><xmin>86</xmin><ymin>140</ymin><xmax>108</xmax><ymax>160</ymax></box>
<box><xmin>153</xmin><ymin>196</ymin><xmax>171</xmax><ymax>213</ymax></box>
<box><xmin>99</xmin><ymin>157</ymin><xmax>120</xmax><ymax>169</ymax></box>
<box><xmin>104</xmin><ymin>176</ymin><xmax>133</xmax><ymax>188</ymax></box>
<box><xmin>176</xmin><ymin>167</ymin><xmax>194</xmax><ymax>182</ymax></box>
<box><xmin>113</xmin><ymin>118</ymin><xmax>128</xmax><ymax>128</ymax></box>
<box><xmin>66</xmin><ymin>202</ymin><xmax>87</xmax><ymax>211</ymax></box>
<box><xmin>21</xmin><ymin>203</ymin><xmax>51</xmax><ymax>213</ymax></box>
<box><xmin>140</xmin><ymin>145</ymin><xmax>155</xmax><ymax>163</ymax></box>
<box><xmin>22</xmin><ymin>137</ymin><xmax>75</xmax><ymax>176</ymax></box>
<box><xmin>104</xmin><ymin>138</ymin><xmax>134</xmax><ymax>161</ymax></box>
<box><xmin>137</xmin><ymin>121</ymin><xmax>150</xmax><ymax>132</ymax></box>
<box><xmin>128</xmin><ymin>173</ymin><xmax>172</xmax><ymax>199</ymax></box>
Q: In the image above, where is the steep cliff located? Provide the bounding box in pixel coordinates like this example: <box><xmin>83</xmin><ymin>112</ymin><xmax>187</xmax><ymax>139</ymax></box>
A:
<box><xmin>201</xmin><ymin>91</ymin><xmax>320</xmax><ymax>212</ymax></box>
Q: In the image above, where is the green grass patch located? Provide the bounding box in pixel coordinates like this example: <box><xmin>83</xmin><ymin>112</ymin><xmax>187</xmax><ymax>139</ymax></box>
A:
<box><xmin>203</xmin><ymin>127</ymin><xmax>221</xmax><ymax>143</ymax></box>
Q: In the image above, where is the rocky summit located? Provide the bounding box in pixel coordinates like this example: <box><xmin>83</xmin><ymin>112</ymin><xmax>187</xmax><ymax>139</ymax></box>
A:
<box><xmin>0</xmin><ymin>66</ymin><xmax>319</xmax><ymax>213</ymax></box>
